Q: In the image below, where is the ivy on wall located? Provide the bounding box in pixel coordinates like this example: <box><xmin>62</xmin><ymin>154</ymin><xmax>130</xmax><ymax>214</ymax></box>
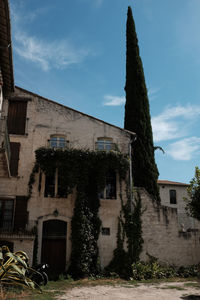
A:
<box><xmin>28</xmin><ymin>147</ymin><xmax>129</xmax><ymax>278</ymax></box>
<box><xmin>123</xmin><ymin>190</ymin><xmax>143</xmax><ymax>264</ymax></box>
<box><xmin>106</xmin><ymin>187</ymin><xmax>143</xmax><ymax>279</ymax></box>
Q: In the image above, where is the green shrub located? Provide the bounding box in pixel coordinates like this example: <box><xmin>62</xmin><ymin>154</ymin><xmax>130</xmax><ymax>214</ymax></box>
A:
<box><xmin>131</xmin><ymin>261</ymin><xmax>177</xmax><ymax>280</ymax></box>
<box><xmin>131</xmin><ymin>260</ymin><xmax>200</xmax><ymax>281</ymax></box>
<box><xmin>177</xmin><ymin>265</ymin><xmax>200</xmax><ymax>278</ymax></box>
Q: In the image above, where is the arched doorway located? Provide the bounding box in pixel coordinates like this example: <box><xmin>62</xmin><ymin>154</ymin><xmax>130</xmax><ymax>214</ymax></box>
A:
<box><xmin>41</xmin><ymin>220</ymin><xmax>67</xmax><ymax>277</ymax></box>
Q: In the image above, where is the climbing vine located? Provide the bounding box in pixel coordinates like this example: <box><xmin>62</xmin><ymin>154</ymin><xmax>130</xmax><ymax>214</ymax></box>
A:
<box><xmin>106</xmin><ymin>184</ymin><xmax>143</xmax><ymax>278</ymax></box>
<box><xmin>123</xmin><ymin>189</ymin><xmax>143</xmax><ymax>263</ymax></box>
<box><xmin>28</xmin><ymin>147</ymin><xmax>129</xmax><ymax>278</ymax></box>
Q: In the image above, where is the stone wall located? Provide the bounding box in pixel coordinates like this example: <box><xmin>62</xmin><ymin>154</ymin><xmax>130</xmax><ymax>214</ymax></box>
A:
<box><xmin>140</xmin><ymin>188</ymin><xmax>200</xmax><ymax>266</ymax></box>
<box><xmin>0</xmin><ymin>235</ymin><xmax>34</xmax><ymax>265</ymax></box>
<box><xmin>159</xmin><ymin>183</ymin><xmax>200</xmax><ymax>231</ymax></box>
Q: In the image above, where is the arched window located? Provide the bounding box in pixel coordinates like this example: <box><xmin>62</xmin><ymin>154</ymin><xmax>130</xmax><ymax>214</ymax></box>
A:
<box><xmin>95</xmin><ymin>138</ymin><xmax>115</xmax><ymax>151</ymax></box>
<box><xmin>49</xmin><ymin>135</ymin><xmax>68</xmax><ymax>149</ymax></box>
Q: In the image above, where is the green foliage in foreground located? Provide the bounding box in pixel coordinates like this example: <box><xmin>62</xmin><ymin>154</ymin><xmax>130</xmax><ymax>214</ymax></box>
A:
<box><xmin>0</xmin><ymin>246</ymin><xmax>41</xmax><ymax>291</ymax></box>
<box><xmin>131</xmin><ymin>259</ymin><xmax>200</xmax><ymax>281</ymax></box>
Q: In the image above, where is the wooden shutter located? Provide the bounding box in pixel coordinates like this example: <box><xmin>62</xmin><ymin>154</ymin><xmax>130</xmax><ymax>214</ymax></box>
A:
<box><xmin>10</xmin><ymin>142</ymin><xmax>20</xmax><ymax>176</ymax></box>
<box><xmin>7</xmin><ymin>100</ymin><xmax>27</xmax><ymax>134</ymax></box>
<box><xmin>14</xmin><ymin>196</ymin><xmax>28</xmax><ymax>230</ymax></box>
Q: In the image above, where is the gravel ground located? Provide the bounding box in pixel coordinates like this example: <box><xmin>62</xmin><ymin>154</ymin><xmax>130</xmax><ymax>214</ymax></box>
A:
<box><xmin>57</xmin><ymin>281</ymin><xmax>200</xmax><ymax>300</ymax></box>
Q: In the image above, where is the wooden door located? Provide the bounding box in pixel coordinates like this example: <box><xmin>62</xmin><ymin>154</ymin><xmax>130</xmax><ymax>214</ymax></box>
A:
<box><xmin>41</xmin><ymin>220</ymin><xmax>67</xmax><ymax>277</ymax></box>
<box><xmin>41</xmin><ymin>239</ymin><xmax>66</xmax><ymax>275</ymax></box>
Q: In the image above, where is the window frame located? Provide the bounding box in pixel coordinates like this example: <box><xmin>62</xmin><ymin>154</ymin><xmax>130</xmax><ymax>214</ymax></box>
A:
<box><xmin>99</xmin><ymin>170</ymin><xmax>117</xmax><ymax>200</ymax></box>
<box><xmin>49</xmin><ymin>135</ymin><xmax>68</xmax><ymax>149</ymax></box>
<box><xmin>96</xmin><ymin>137</ymin><xmax>115</xmax><ymax>151</ymax></box>
<box><xmin>0</xmin><ymin>198</ymin><xmax>14</xmax><ymax>229</ymax></box>
<box><xmin>44</xmin><ymin>169</ymin><xmax>68</xmax><ymax>198</ymax></box>
<box><xmin>101</xmin><ymin>227</ymin><xmax>110</xmax><ymax>236</ymax></box>
<box><xmin>169</xmin><ymin>189</ymin><xmax>177</xmax><ymax>204</ymax></box>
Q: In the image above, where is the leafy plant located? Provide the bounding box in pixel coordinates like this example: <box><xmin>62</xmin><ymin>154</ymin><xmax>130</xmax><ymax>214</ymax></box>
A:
<box><xmin>131</xmin><ymin>256</ymin><xmax>200</xmax><ymax>281</ymax></box>
<box><xmin>131</xmin><ymin>261</ymin><xmax>177</xmax><ymax>280</ymax></box>
<box><xmin>0</xmin><ymin>246</ymin><xmax>41</xmax><ymax>291</ymax></box>
<box><xmin>106</xmin><ymin>189</ymin><xmax>143</xmax><ymax>279</ymax></box>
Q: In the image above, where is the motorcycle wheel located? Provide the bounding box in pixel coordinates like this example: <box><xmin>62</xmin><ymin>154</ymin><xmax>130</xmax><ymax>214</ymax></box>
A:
<box><xmin>41</xmin><ymin>272</ymin><xmax>48</xmax><ymax>286</ymax></box>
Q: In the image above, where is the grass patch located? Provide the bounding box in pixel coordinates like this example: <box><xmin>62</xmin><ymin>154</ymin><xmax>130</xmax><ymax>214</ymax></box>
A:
<box><xmin>184</xmin><ymin>282</ymin><xmax>200</xmax><ymax>289</ymax></box>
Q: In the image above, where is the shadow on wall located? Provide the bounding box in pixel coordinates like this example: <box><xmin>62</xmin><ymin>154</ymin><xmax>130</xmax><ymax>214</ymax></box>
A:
<box><xmin>181</xmin><ymin>296</ymin><xmax>200</xmax><ymax>300</ymax></box>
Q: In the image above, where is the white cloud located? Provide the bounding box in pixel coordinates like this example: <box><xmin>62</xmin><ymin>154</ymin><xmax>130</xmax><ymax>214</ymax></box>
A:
<box><xmin>103</xmin><ymin>95</ymin><xmax>125</xmax><ymax>106</ymax></box>
<box><xmin>14</xmin><ymin>31</ymin><xmax>90</xmax><ymax>71</ymax></box>
<box><xmin>11</xmin><ymin>3</ymin><xmax>91</xmax><ymax>71</ymax></box>
<box><xmin>152</xmin><ymin>104</ymin><xmax>200</xmax><ymax>142</ymax></box>
<box><xmin>148</xmin><ymin>87</ymin><xmax>160</xmax><ymax>101</ymax></box>
<box><xmin>167</xmin><ymin>137</ymin><xmax>200</xmax><ymax>161</ymax></box>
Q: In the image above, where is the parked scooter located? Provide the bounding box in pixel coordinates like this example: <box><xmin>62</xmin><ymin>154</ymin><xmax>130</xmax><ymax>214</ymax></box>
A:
<box><xmin>28</xmin><ymin>263</ymin><xmax>49</xmax><ymax>286</ymax></box>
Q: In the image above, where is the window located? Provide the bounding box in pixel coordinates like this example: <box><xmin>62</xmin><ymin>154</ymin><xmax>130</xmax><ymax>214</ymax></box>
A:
<box><xmin>49</xmin><ymin>136</ymin><xmax>68</xmax><ymax>149</ymax></box>
<box><xmin>7</xmin><ymin>100</ymin><xmax>27</xmax><ymax>135</ymax></box>
<box><xmin>0</xmin><ymin>199</ymin><xmax>14</xmax><ymax>229</ymax></box>
<box><xmin>96</xmin><ymin>138</ymin><xmax>115</xmax><ymax>151</ymax></box>
<box><xmin>44</xmin><ymin>171</ymin><xmax>68</xmax><ymax>198</ymax></box>
<box><xmin>45</xmin><ymin>174</ymin><xmax>56</xmax><ymax>197</ymax></box>
<box><xmin>99</xmin><ymin>170</ymin><xmax>116</xmax><ymax>199</ymax></box>
<box><xmin>0</xmin><ymin>197</ymin><xmax>28</xmax><ymax>231</ymax></box>
<box><xmin>102</xmin><ymin>227</ymin><xmax>110</xmax><ymax>236</ymax></box>
<box><xmin>14</xmin><ymin>196</ymin><xmax>28</xmax><ymax>230</ymax></box>
<box><xmin>170</xmin><ymin>189</ymin><xmax>177</xmax><ymax>204</ymax></box>
<box><xmin>10</xmin><ymin>142</ymin><xmax>20</xmax><ymax>176</ymax></box>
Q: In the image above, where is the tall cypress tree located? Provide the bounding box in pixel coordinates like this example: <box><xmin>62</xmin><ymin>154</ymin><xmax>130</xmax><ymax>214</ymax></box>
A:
<box><xmin>124</xmin><ymin>6</ymin><xmax>160</xmax><ymax>202</ymax></box>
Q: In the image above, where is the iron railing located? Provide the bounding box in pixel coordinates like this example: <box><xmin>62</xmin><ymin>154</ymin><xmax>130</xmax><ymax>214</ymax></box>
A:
<box><xmin>0</xmin><ymin>220</ymin><xmax>37</xmax><ymax>236</ymax></box>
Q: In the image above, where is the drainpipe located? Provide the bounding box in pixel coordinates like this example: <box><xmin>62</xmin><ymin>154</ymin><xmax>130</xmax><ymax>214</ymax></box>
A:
<box><xmin>129</xmin><ymin>134</ymin><xmax>137</xmax><ymax>212</ymax></box>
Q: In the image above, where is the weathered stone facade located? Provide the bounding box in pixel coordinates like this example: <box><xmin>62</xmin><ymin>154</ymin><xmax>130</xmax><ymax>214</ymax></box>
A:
<box><xmin>140</xmin><ymin>188</ymin><xmax>200</xmax><ymax>266</ymax></box>
<box><xmin>1</xmin><ymin>87</ymin><xmax>200</xmax><ymax>271</ymax></box>
<box><xmin>0</xmin><ymin>86</ymin><xmax>132</xmax><ymax>271</ymax></box>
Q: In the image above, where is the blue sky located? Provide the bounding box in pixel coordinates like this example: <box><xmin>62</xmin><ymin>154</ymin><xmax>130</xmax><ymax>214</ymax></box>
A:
<box><xmin>9</xmin><ymin>0</ymin><xmax>200</xmax><ymax>184</ymax></box>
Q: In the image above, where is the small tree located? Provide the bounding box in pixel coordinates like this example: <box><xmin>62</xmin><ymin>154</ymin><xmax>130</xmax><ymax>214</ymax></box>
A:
<box><xmin>186</xmin><ymin>166</ymin><xmax>200</xmax><ymax>221</ymax></box>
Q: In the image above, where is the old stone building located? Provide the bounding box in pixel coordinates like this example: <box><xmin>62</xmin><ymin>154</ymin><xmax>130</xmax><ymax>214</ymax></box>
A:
<box><xmin>1</xmin><ymin>0</ymin><xmax>200</xmax><ymax>276</ymax></box>
<box><xmin>158</xmin><ymin>180</ymin><xmax>200</xmax><ymax>231</ymax></box>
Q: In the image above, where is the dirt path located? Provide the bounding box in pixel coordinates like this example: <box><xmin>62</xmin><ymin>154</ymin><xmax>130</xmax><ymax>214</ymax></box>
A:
<box><xmin>57</xmin><ymin>281</ymin><xmax>200</xmax><ymax>300</ymax></box>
